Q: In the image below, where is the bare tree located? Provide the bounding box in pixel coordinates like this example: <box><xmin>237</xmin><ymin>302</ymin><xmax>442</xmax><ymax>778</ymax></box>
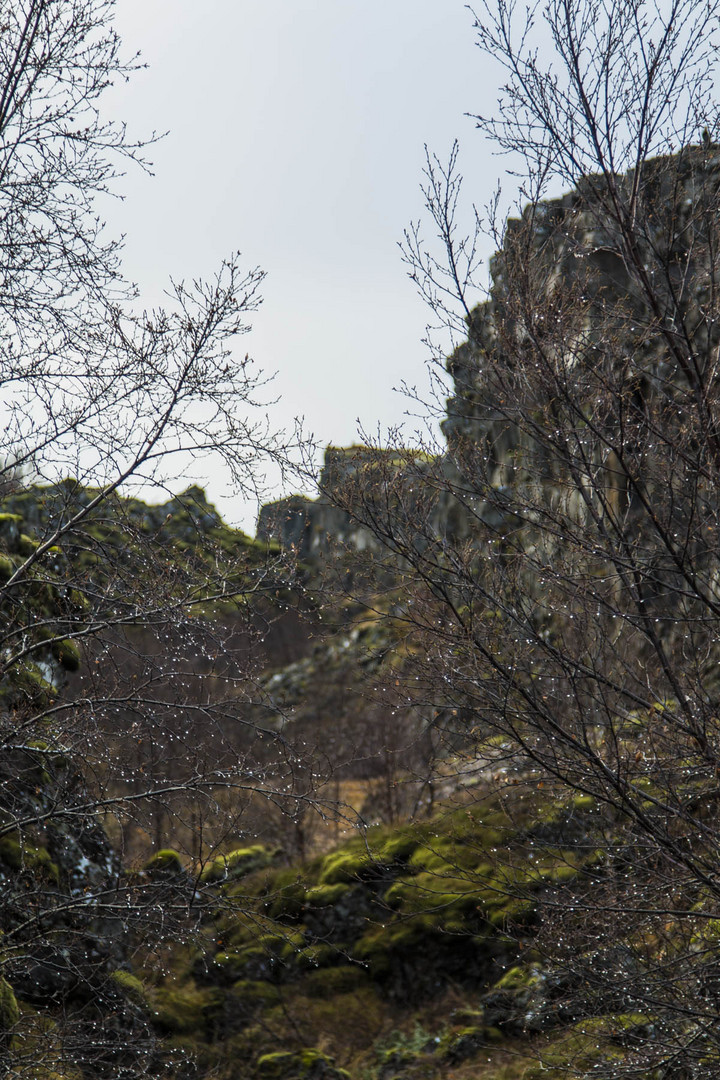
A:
<box><xmin>0</xmin><ymin>3</ymin><xmax>311</xmax><ymax>1077</ymax></box>
<box><xmin>331</xmin><ymin>0</ymin><xmax>720</xmax><ymax>1074</ymax></box>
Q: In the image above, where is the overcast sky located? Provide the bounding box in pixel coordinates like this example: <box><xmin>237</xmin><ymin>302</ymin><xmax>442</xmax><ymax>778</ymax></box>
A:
<box><xmin>106</xmin><ymin>1</ymin><xmax>507</xmax><ymax>531</ymax></box>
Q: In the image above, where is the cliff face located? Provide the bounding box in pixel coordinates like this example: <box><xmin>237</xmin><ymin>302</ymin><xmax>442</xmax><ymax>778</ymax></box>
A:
<box><xmin>256</xmin><ymin>448</ymin><xmax>389</xmax><ymax>560</ymax></box>
<box><xmin>256</xmin><ymin>443</ymin><xmax>479</xmax><ymax>561</ymax></box>
<box><xmin>444</xmin><ymin>145</ymin><xmax>720</xmax><ymax>461</ymax></box>
<box><xmin>257</xmin><ymin>147</ymin><xmax>720</xmax><ymax>561</ymax></box>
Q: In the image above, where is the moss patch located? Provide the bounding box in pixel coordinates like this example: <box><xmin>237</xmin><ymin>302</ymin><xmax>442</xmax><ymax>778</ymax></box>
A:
<box><xmin>316</xmin><ymin>847</ymin><xmax>373</xmax><ymax>886</ymax></box>
<box><xmin>201</xmin><ymin>844</ymin><xmax>280</xmax><ymax>885</ymax></box>
<box><xmin>143</xmin><ymin>849</ymin><xmax>185</xmax><ymax>876</ymax></box>
<box><xmin>0</xmin><ymin>834</ymin><xmax>60</xmax><ymax>884</ymax></box>
<box><xmin>255</xmin><ymin>1049</ymin><xmax>351</xmax><ymax>1079</ymax></box>
<box><xmin>152</xmin><ymin>980</ymin><xmax>223</xmax><ymax>1036</ymax></box>
<box><xmin>304</xmin><ymin>882</ymin><xmax>349</xmax><ymax>908</ymax></box>
<box><xmin>0</xmin><ymin>977</ymin><xmax>19</xmax><ymax>1031</ymax></box>
<box><xmin>110</xmin><ymin>969</ymin><xmax>147</xmax><ymax>1007</ymax></box>
<box><xmin>50</xmin><ymin>638</ymin><xmax>81</xmax><ymax>671</ymax></box>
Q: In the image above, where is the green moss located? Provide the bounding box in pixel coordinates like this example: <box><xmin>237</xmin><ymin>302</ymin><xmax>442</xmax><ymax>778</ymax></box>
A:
<box><xmin>300</xmin><ymin>964</ymin><xmax>369</xmax><ymax>998</ymax></box>
<box><xmin>110</xmin><ymin>969</ymin><xmax>147</xmax><ymax>1007</ymax></box>
<box><xmin>536</xmin><ymin>791</ymin><xmax>600</xmax><ymax>834</ymax></box>
<box><xmin>488</xmin><ymin>898</ymin><xmax>537</xmax><ymax>930</ymax></box>
<box><xmin>256</xmin><ymin>929</ymin><xmax>306</xmax><ymax>961</ymax></box>
<box><xmin>67</xmin><ymin>588</ymin><xmax>89</xmax><ymax>611</ymax></box>
<box><xmin>384</xmin><ymin>871</ymin><xmax>480</xmax><ymax>917</ymax></box>
<box><xmin>226</xmin><ymin>944</ymin><xmax>269</xmax><ymax>972</ymax></box>
<box><xmin>353</xmin><ymin>917</ymin><xmax>440</xmax><ymax>972</ymax></box>
<box><xmin>483</xmin><ymin>1026</ymin><xmax>504</xmax><ymax>1044</ymax></box>
<box><xmin>438</xmin><ymin>1024</ymin><xmax>494</xmax><ymax>1063</ymax></box>
<box><xmin>255</xmin><ymin>1049</ymin><xmax>350</xmax><ymax>1079</ymax></box>
<box><xmin>51</xmin><ymin>638</ymin><xmax>81</xmax><ymax>671</ymax></box>
<box><xmin>212</xmin><ymin>950</ymin><xmax>254</xmax><ymax>984</ymax></box>
<box><xmin>0</xmin><ymin>554</ymin><xmax>14</xmax><ymax>579</ymax></box>
<box><xmin>0</xmin><ymin>834</ymin><xmax>60</xmax><ymax>884</ymax></box>
<box><xmin>494</xmin><ymin>963</ymin><xmax>542</xmax><ymax>991</ymax></box>
<box><xmin>369</xmin><ymin>830</ymin><xmax>420</xmax><ymax>863</ymax></box>
<box><xmin>143</xmin><ymin>849</ymin><xmax>184</xmax><ymax>875</ymax></box>
<box><xmin>29</xmin><ymin>845</ymin><xmax>60</xmax><ymax>885</ymax></box>
<box><xmin>304</xmin><ymin>882</ymin><xmax>350</xmax><ymax>907</ymax></box>
<box><xmin>152</xmin><ymin>980</ymin><xmax>223</xmax><ymax>1035</ymax></box>
<box><xmin>571</xmin><ymin>794</ymin><xmax>596</xmax><ymax>811</ymax></box>
<box><xmin>538</xmin><ymin>863</ymin><xmax>579</xmax><ymax>884</ymax></box>
<box><xmin>576</xmin><ymin>1013</ymin><xmax>657</xmax><ymax>1043</ymax></box>
<box><xmin>216</xmin><ymin>925</ymin><xmax>306</xmax><ymax>980</ymax></box>
<box><xmin>201</xmin><ymin>844</ymin><xmax>278</xmax><ymax>884</ymax></box>
<box><xmin>294</xmin><ymin>943</ymin><xmax>345</xmax><ymax>971</ymax></box>
<box><xmin>266</xmin><ymin>877</ymin><xmax>306</xmax><ymax>920</ymax></box>
<box><xmin>408</xmin><ymin>836</ymin><xmax>486</xmax><ymax>874</ymax></box>
<box><xmin>317</xmin><ymin>847</ymin><xmax>373</xmax><ymax>885</ymax></box>
<box><xmin>216</xmin><ymin>911</ymin><xmax>271</xmax><ymax>950</ymax></box>
<box><xmin>521</xmin><ymin>1019</ymin><xmax>630</xmax><ymax>1079</ymax></box>
<box><xmin>230</xmin><ymin>980</ymin><xmax>281</xmax><ymax>1006</ymax></box>
<box><xmin>0</xmin><ymin>976</ymin><xmax>19</xmax><ymax>1031</ymax></box>
<box><xmin>0</xmin><ymin>662</ymin><xmax>53</xmax><ymax>709</ymax></box>
<box><xmin>18</xmin><ymin>533</ymin><xmax>39</xmax><ymax>556</ymax></box>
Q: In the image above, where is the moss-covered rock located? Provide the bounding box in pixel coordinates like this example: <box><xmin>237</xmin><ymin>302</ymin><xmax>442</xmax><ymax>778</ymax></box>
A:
<box><xmin>0</xmin><ymin>834</ymin><xmax>60</xmax><ymax>884</ymax></box>
<box><xmin>50</xmin><ymin>638</ymin><xmax>80</xmax><ymax>672</ymax></box>
<box><xmin>143</xmin><ymin>848</ymin><xmax>185</xmax><ymax>876</ymax></box>
<box><xmin>0</xmin><ymin>976</ymin><xmax>19</xmax><ymax>1032</ymax></box>
<box><xmin>383</xmin><ymin>871</ymin><xmax>481</xmax><ymax>918</ymax></box>
<box><xmin>230</xmin><ymin>979</ymin><xmax>282</xmax><ymax>1007</ymax></box>
<box><xmin>293</xmin><ymin>943</ymin><xmax>346</xmax><ymax>972</ymax></box>
<box><xmin>317</xmin><ymin>847</ymin><xmax>374</xmax><ymax>886</ymax></box>
<box><xmin>409</xmin><ymin>838</ymin><xmax>484</xmax><ymax>874</ymax></box>
<box><xmin>201</xmin><ymin>844</ymin><xmax>280</xmax><ymax>885</ymax></box>
<box><xmin>152</xmin><ymin>980</ymin><xmax>224</xmax><ymax>1036</ymax></box>
<box><xmin>18</xmin><ymin>533</ymin><xmax>39</xmax><ymax>556</ymax></box>
<box><xmin>429</xmin><ymin>1022</ymin><xmax>505</xmax><ymax>1067</ymax></box>
<box><xmin>255</xmin><ymin>1048</ymin><xmax>350</xmax><ymax>1079</ymax></box>
<box><xmin>304</xmin><ymin>882</ymin><xmax>350</xmax><ymax>908</ymax></box>
<box><xmin>109</xmin><ymin>969</ymin><xmax>148</xmax><ymax>1007</ymax></box>
<box><xmin>0</xmin><ymin>661</ymin><xmax>54</xmax><ymax>708</ymax></box>
<box><xmin>265</xmin><ymin>871</ymin><xmax>307</xmax><ymax>920</ymax></box>
<box><xmin>300</xmin><ymin>964</ymin><xmax>369</xmax><ymax>998</ymax></box>
<box><xmin>367</xmin><ymin>829</ymin><xmax>420</xmax><ymax>864</ymax></box>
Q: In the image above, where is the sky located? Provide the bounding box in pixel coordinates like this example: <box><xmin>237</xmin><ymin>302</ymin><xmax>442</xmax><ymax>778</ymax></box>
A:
<box><xmin>106</xmin><ymin>1</ymin><xmax>507</xmax><ymax>532</ymax></box>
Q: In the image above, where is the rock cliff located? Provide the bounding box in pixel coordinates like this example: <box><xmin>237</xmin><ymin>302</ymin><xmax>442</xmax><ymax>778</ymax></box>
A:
<box><xmin>258</xmin><ymin>147</ymin><xmax>720</xmax><ymax>562</ymax></box>
<box><xmin>256</xmin><ymin>447</ymin><xmax>391</xmax><ymax>560</ymax></box>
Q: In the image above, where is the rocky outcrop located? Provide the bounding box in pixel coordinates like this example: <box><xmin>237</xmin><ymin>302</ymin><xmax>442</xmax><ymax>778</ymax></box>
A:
<box><xmin>444</xmin><ymin>145</ymin><xmax>720</xmax><ymax>459</ymax></box>
<box><xmin>0</xmin><ymin>742</ymin><xmax>162</xmax><ymax>1078</ymax></box>
<box><xmin>257</xmin><ymin>447</ymin><xmax>392</xmax><ymax>560</ymax></box>
<box><xmin>258</xmin><ymin>148</ymin><xmax>720</xmax><ymax>562</ymax></box>
<box><xmin>256</xmin><ymin>444</ymin><xmax>478</xmax><ymax>564</ymax></box>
